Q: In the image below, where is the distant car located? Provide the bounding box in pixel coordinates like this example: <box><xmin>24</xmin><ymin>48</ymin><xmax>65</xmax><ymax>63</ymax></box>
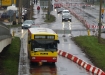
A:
<box><xmin>54</xmin><ymin>3</ymin><xmax>62</xmax><ymax>9</ymax></box>
<box><xmin>62</xmin><ymin>10</ymin><xmax>72</xmax><ymax>22</ymax></box>
<box><xmin>62</xmin><ymin>10</ymin><xmax>70</xmax><ymax>15</ymax></box>
<box><xmin>57</xmin><ymin>8</ymin><xmax>65</xmax><ymax>14</ymax></box>
<box><xmin>22</xmin><ymin>20</ymin><xmax>35</xmax><ymax>29</ymax></box>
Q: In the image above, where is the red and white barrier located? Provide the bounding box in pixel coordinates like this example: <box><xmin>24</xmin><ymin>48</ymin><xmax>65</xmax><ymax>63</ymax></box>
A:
<box><xmin>58</xmin><ymin>50</ymin><xmax>105</xmax><ymax>75</ymax></box>
<box><xmin>93</xmin><ymin>25</ymin><xmax>105</xmax><ymax>29</ymax></box>
<box><xmin>62</xmin><ymin>3</ymin><xmax>105</xmax><ymax>30</ymax></box>
<box><xmin>61</xmin><ymin>3</ymin><xmax>92</xmax><ymax>7</ymax></box>
<box><xmin>87</xmin><ymin>25</ymin><xmax>105</xmax><ymax>29</ymax></box>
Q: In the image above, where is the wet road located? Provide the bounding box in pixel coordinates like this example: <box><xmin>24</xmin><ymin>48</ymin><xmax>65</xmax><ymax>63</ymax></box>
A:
<box><xmin>29</xmin><ymin>0</ymin><xmax>94</xmax><ymax>75</ymax></box>
<box><xmin>13</xmin><ymin>0</ymin><xmax>105</xmax><ymax>75</ymax></box>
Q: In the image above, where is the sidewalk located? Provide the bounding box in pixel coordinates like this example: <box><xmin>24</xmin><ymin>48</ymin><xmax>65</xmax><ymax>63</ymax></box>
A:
<box><xmin>33</xmin><ymin>2</ymin><xmax>47</xmax><ymax>25</ymax></box>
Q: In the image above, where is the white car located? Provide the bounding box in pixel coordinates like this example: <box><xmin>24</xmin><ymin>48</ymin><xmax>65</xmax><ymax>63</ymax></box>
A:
<box><xmin>62</xmin><ymin>10</ymin><xmax>70</xmax><ymax>15</ymax></box>
<box><xmin>22</xmin><ymin>20</ymin><xmax>35</xmax><ymax>29</ymax></box>
<box><xmin>62</xmin><ymin>10</ymin><xmax>72</xmax><ymax>22</ymax></box>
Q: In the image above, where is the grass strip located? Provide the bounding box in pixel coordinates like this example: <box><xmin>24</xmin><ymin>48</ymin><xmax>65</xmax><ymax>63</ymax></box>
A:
<box><xmin>72</xmin><ymin>36</ymin><xmax>105</xmax><ymax>71</ymax></box>
<box><xmin>44</xmin><ymin>14</ymin><xmax>56</xmax><ymax>23</ymax></box>
<box><xmin>6</xmin><ymin>24</ymin><xmax>21</xmax><ymax>28</ymax></box>
<box><xmin>0</xmin><ymin>37</ymin><xmax>21</xmax><ymax>75</ymax></box>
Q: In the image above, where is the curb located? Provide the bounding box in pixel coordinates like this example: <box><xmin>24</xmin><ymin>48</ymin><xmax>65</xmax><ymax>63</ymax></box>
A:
<box><xmin>58</xmin><ymin>50</ymin><xmax>105</xmax><ymax>75</ymax></box>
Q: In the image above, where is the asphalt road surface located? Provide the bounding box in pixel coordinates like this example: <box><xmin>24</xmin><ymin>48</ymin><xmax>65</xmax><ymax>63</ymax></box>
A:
<box><xmin>12</xmin><ymin>0</ymin><xmax>105</xmax><ymax>75</ymax></box>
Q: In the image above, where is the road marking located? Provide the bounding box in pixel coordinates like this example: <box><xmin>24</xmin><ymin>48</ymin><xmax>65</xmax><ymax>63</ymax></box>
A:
<box><xmin>21</xmin><ymin>30</ymin><xmax>27</xmax><ymax>39</ymax></box>
<box><xmin>95</xmin><ymin>18</ymin><xmax>99</xmax><ymax>22</ymax></box>
<box><xmin>62</xmin><ymin>22</ymin><xmax>65</xmax><ymax>30</ymax></box>
<box><xmin>14</xmin><ymin>29</ymin><xmax>27</xmax><ymax>38</ymax></box>
<box><xmin>69</xmin><ymin>22</ymin><xmax>71</xmax><ymax>30</ymax></box>
<box><xmin>15</xmin><ymin>33</ymin><xmax>21</xmax><ymax>36</ymax></box>
<box><xmin>103</xmin><ymin>24</ymin><xmax>105</xmax><ymax>26</ymax></box>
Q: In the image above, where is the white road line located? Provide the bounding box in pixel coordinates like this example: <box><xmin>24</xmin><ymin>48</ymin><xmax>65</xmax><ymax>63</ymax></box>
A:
<box><xmin>21</xmin><ymin>30</ymin><xmax>27</xmax><ymax>39</ymax></box>
<box><xmin>62</xmin><ymin>22</ymin><xmax>65</xmax><ymax>30</ymax></box>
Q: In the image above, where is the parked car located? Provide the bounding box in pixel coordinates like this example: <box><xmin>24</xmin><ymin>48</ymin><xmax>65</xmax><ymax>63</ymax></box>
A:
<box><xmin>1</xmin><ymin>12</ymin><xmax>9</xmax><ymax>19</ymax></box>
<box><xmin>57</xmin><ymin>7</ymin><xmax>65</xmax><ymax>14</ymax></box>
<box><xmin>62</xmin><ymin>10</ymin><xmax>72</xmax><ymax>22</ymax></box>
<box><xmin>22</xmin><ymin>20</ymin><xmax>35</xmax><ymax>29</ymax></box>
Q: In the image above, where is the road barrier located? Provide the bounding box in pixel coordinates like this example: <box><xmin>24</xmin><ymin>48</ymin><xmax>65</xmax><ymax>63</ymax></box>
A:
<box><xmin>58</xmin><ymin>50</ymin><xmax>105</xmax><ymax>75</ymax></box>
<box><xmin>54</xmin><ymin>3</ymin><xmax>62</xmax><ymax>8</ymax></box>
<box><xmin>61</xmin><ymin>3</ymin><xmax>105</xmax><ymax>35</ymax></box>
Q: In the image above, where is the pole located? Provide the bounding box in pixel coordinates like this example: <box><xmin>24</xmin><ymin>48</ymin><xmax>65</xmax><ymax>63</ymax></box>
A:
<box><xmin>21</xmin><ymin>0</ymin><xmax>23</xmax><ymax>23</ymax></box>
<box><xmin>48</xmin><ymin>0</ymin><xmax>50</xmax><ymax>20</ymax></box>
<box><xmin>27</xmin><ymin>0</ymin><xmax>30</xmax><ymax>20</ymax></box>
<box><xmin>43</xmin><ymin>1</ymin><xmax>45</xmax><ymax>18</ymax></box>
<box><xmin>30</xmin><ymin>0</ymin><xmax>33</xmax><ymax>19</ymax></box>
<box><xmin>12</xmin><ymin>0</ymin><xmax>16</xmax><ymax>25</ymax></box>
<box><xmin>62</xmin><ymin>28</ymin><xmax>65</xmax><ymax>37</ymax></box>
<box><xmin>10</xmin><ymin>16</ymin><xmax>12</xmax><ymax>28</ymax></box>
<box><xmin>98</xmin><ymin>0</ymin><xmax>102</xmax><ymax>43</ymax></box>
<box><xmin>18</xmin><ymin>0</ymin><xmax>21</xmax><ymax>24</ymax></box>
<box><xmin>32</xmin><ymin>1</ymin><xmax>33</xmax><ymax>19</ymax></box>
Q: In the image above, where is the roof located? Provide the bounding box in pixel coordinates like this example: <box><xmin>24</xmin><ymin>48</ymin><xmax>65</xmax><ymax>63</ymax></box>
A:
<box><xmin>62</xmin><ymin>10</ymin><xmax>69</xmax><ymax>11</ymax></box>
<box><xmin>29</xmin><ymin>28</ymin><xmax>56</xmax><ymax>34</ymax></box>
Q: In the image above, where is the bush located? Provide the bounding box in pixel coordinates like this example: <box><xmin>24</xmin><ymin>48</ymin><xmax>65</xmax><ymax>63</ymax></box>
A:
<box><xmin>44</xmin><ymin>14</ymin><xmax>56</xmax><ymax>23</ymax></box>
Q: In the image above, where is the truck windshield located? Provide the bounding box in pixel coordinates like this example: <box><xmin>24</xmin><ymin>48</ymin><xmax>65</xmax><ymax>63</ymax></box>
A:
<box><xmin>31</xmin><ymin>40</ymin><xmax>58</xmax><ymax>51</ymax></box>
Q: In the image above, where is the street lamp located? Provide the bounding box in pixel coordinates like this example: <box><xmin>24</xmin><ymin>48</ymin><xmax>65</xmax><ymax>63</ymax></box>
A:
<box><xmin>48</xmin><ymin>0</ymin><xmax>51</xmax><ymax>20</ymax></box>
<box><xmin>18</xmin><ymin>0</ymin><xmax>22</xmax><ymax>24</ymax></box>
<box><xmin>98</xmin><ymin>0</ymin><xmax>102</xmax><ymax>43</ymax></box>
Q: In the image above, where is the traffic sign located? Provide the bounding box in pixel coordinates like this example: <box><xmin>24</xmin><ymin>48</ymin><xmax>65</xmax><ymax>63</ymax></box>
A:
<box><xmin>101</xmin><ymin>8</ymin><xmax>104</xmax><ymax>14</ymax></box>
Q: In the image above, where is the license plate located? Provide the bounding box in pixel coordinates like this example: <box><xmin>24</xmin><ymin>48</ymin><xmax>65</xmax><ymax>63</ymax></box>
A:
<box><xmin>41</xmin><ymin>60</ymin><xmax>47</xmax><ymax>62</ymax></box>
<box><xmin>66</xmin><ymin>19</ymin><xmax>68</xmax><ymax>20</ymax></box>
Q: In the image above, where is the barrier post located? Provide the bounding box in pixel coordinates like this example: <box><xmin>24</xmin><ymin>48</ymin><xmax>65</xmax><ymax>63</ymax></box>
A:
<box><xmin>12</xmin><ymin>30</ymin><xmax>15</xmax><ymax>37</ymax></box>
<box><xmin>63</xmin><ymin>29</ymin><xmax>65</xmax><ymax>37</ymax></box>
<box><xmin>87</xmin><ymin>29</ymin><xmax>90</xmax><ymax>36</ymax></box>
